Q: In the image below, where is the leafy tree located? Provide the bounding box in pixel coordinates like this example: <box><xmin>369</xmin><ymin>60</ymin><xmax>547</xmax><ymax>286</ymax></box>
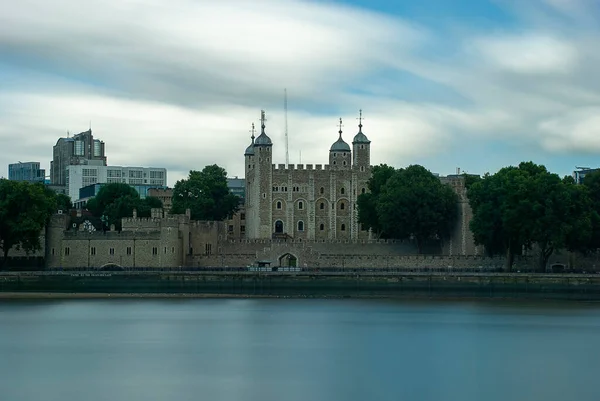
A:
<box><xmin>357</xmin><ymin>164</ymin><xmax>395</xmax><ymax>237</ymax></box>
<box><xmin>136</xmin><ymin>196</ymin><xmax>163</xmax><ymax>218</ymax></box>
<box><xmin>468</xmin><ymin>166</ymin><xmax>527</xmax><ymax>269</ymax></box>
<box><xmin>581</xmin><ymin>170</ymin><xmax>600</xmax><ymax>251</ymax></box>
<box><xmin>55</xmin><ymin>193</ymin><xmax>72</xmax><ymax>211</ymax></box>
<box><xmin>0</xmin><ymin>180</ymin><xmax>57</xmax><ymax>268</ymax></box>
<box><xmin>468</xmin><ymin>162</ymin><xmax>594</xmax><ymax>272</ymax></box>
<box><xmin>358</xmin><ymin>164</ymin><xmax>459</xmax><ymax>253</ymax></box>
<box><xmin>86</xmin><ymin>183</ymin><xmax>158</xmax><ymax>231</ymax></box>
<box><xmin>171</xmin><ymin>165</ymin><xmax>240</xmax><ymax>220</ymax></box>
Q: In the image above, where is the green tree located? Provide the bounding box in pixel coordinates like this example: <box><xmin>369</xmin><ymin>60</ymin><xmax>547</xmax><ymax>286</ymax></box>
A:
<box><xmin>136</xmin><ymin>196</ymin><xmax>164</xmax><ymax>218</ymax></box>
<box><xmin>86</xmin><ymin>183</ymin><xmax>142</xmax><ymax>231</ymax></box>
<box><xmin>357</xmin><ymin>164</ymin><xmax>395</xmax><ymax>237</ymax></box>
<box><xmin>468</xmin><ymin>162</ymin><xmax>594</xmax><ymax>272</ymax></box>
<box><xmin>581</xmin><ymin>171</ymin><xmax>600</xmax><ymax>252</ymax></box>
<box><xmin>0</xmin><ymin>180</ymin><xmax>57</xmax><ymax>268</ymax></box>
<box><xmin>55</xmin><ymin>193</ymin><xmax>72</xmax><ymax>211</ymax></box>
<box><xmin>468</xmin><ymin>166</ymin><xmax>527</xmax><ymax>270</ymax></box>
<box><xmin>171</xmin><ymin>165</ymin><xmax>240</xmax><ymax>220</ymax></box>
<box><xmin>358</xmin><ymin>164</ymin><xmax>459</xmax><ymax>253</ymax></box>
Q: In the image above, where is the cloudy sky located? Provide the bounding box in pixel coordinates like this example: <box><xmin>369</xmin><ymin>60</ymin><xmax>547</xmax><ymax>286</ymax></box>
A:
<box><xmin>1</xmin><ymin>0</ymin><xmax>599</xmax><ymax>185</ymax></box>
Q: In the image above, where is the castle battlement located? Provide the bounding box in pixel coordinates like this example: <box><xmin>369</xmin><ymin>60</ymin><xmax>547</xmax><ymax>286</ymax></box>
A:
<box><xmin>62</xmin><ymin>230</ymin><xmax>161</xmax><ymax>240</ymax></box>
<box><xmin>271</xmin><ymin>163</ymin><xmax>346</xmax><ymax>174</ymax></box>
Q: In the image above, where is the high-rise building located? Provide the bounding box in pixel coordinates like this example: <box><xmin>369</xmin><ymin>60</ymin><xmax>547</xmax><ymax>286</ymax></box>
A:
<box><xmin>51</xmin><ymin>129</ymin><xmax>107</xmax><ymax>188</ymax></box>
<box><xmin>573</xmin><ymin>168</ymin><xmax>599</xmax><ymax>184</ymax></box>
<box><xmin>66</xmin><ymin>165</ymin><xmax>167</xmax><ymax>202</ymax></box>
<box><xmin>8</xmin><ymin>162</ymin><xmax>46</xmax><ymax>183</ymax></box>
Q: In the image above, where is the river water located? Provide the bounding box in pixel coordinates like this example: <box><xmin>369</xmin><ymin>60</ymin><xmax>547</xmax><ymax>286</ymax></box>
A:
<box><xmin>1</xmin><ymin>298</ymin><xmax>598</xmax><ymax>401</ymax></box>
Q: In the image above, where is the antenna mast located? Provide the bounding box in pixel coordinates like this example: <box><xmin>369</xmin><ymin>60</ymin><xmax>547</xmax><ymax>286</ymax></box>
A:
<box><xmin>284</xmin><ymin>88</ymin><xmax>289</xmax><ymax>167</ymax></box>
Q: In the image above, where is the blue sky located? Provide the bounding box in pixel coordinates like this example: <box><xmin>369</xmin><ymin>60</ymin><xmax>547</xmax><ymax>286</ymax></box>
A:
<box><xmin>1</xmin><ymin>0</ymin><xmax>599</xmax><ymax>185</ymax></box>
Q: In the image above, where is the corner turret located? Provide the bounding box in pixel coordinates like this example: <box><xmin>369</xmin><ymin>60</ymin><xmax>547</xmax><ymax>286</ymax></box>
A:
<box><xmin>329</xmin><ymin>118</ymin><xmax>351</xmax><ymax>168</ymax></box>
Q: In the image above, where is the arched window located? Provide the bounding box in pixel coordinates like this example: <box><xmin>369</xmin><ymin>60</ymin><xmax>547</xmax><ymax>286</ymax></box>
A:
<box><xmin>341</xmin><ymin>187</ymin><xmax>345</xmax><ymax>195</ymax></box>
<box><xmin>298</xmin><ymin>201</ymin><xmax>304</xmax><ymax>210</ymax></box>
<box><xmin>319</xmin><ymin>223</ymin><xmax>324</xmax><ymax>231</ymax></box>
<box><xmin>297</xmin><ymin>221</ymin><xmax>304</xmax><ymax>231</ymax></box>
<box><xmin>320</xmin><ymin>187</ymin><xmax>324</xmax><ymax>194</ymax></box>
<box><xmin>361</xmin><ymin>188</ymin><xmax>366</xmax><ymax>194</ymax></box>
<box><xmin>341</xmin><ymin>224</ymin><xmax>346</xmax><ymax>231</ymax></box>
<box><xmin>343</xmin><ymin>161</ymin><xmax>347</xmax><ymax>166</ymax></box>
<box><xmin>276</xmin><ymin>201</ymin><xmax>282</xmax><ymax>209</ymax></box>
<box><xmin>320</xmin><ymin>202</ymin><xmax>324</xmax><ymax>210</ymax></box>
<box><xmin>340</xmin><ymin>202</ymin><xmax>345</xmax><ymax>210</ymax></box>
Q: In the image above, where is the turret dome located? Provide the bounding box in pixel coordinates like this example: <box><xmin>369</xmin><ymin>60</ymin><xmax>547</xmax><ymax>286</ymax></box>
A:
<box><xmin>329</xmin><ymin>118</ymin><xmax>351</xmax><ymax>152</ymax></box>
<box><xmin>352</xmin><ymin>110</ymin><xmax>370</xmax><ymax>144</ymax></box>
<box><xmin>254</xmin><ymin>110</ymin><xmax>272</xmax><ymax>146</ymax></box>
<box><xmin>244</xmin><ymin>123</ymin><xmax>256</xmax><ymax>156</ymax></box>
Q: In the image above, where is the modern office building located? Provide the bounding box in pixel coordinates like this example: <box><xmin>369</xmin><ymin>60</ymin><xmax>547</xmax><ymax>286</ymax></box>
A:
<box><xmin>573</xmin><ymin>168</ymin><xmax>599</xmax><ymax>184</ymax></box>
<box><xmin>73</xmin><ymin>183</ymin><xmax>168</xmax><ymax>209</ymax></box>
<box><xmin>51</xmin><ymin>129</ymin><xmax>107</xmax><ymax>188</ymax></box>
<box><xmin>227</xmin><ymin>177</ymin><xmax>245</xmax><ymax>202</ymax></box>
<box><xmin>66</xmin><ymin>165</ymin><xmax>167</xmax><ymax>202</ymax></box>
<box><xmin>8</xmin><ymin>162</ymin><xmax>45</xmax><ymax>182</ymax></box>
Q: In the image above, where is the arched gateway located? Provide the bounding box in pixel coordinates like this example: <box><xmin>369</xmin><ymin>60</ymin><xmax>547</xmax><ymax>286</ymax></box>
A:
<box><xmin>278</xmin><ymin>253</ymin><xmax>298</xmax><ymax>268</ymax></box>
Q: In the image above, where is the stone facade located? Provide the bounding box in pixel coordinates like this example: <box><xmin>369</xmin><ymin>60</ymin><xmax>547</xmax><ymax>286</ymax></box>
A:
<box><xmin>244</xmin><ymin>111</ymin><xmax>373</xmax><ymax>241</ymax></box>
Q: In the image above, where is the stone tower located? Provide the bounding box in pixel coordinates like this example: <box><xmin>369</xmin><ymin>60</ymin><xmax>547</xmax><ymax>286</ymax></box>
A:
<box><xmin>251</xmin><ymin>110</ymin><xmax>274</xmax><ymax>238</ymax></box>
<box><xmin>244</xmin><ymin>123</ymin><xmax>257</xmax><ymax>237</ymax></box>
<box><xmin>351</xmin><ymin>110</ymin><xmax>372</xmax><ymax>237</ymax></box>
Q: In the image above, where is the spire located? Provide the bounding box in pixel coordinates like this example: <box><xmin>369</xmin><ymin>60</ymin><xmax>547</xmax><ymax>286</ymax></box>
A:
<box><xmin>352</xmin><ymin>109</ymin><xmax>370</xmax><ymax>145</ymax></box>
<box><xmin>338</xmin><ymin>117</ymin><xmax>344</xmax><ymax>139</ymax></box>
<box><xmin>254</xmin><ymin>109</ymin><xmax>272</xmax><ymax>146</ymax></box>
<box><xmin>250</xmin><ymin>122</ymin><xmax>256</xmax><ymax>144</ymax></box>
<box><xmin>357</xmin><ymin>109</ymin><xmax>363</xmax><ymax>132</ymax></box>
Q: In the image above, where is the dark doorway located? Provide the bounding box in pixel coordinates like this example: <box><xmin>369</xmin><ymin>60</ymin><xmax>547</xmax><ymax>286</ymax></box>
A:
<box><xmin>275</xmin><ymin>220</ymin><xmax>284</xmax><ymax>233</ymax></box>
<box><xmin>278</xmin><ymin>253</ymin><xmax>298</xmax><ymax>267</ymax></box>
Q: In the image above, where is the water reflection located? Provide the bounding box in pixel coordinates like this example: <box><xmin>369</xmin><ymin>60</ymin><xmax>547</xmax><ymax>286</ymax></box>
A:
<box><xmin>0</xmin><ymin>299</ymin><xmax>598</xmax><ymax>401</ymax></box>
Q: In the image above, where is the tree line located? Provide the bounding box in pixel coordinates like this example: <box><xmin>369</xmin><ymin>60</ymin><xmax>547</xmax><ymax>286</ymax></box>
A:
<box><xmin>357</xmin><ymin>162</ymin><xmax>600</xmax><ymax>272</ymax></box>
<box><xmin>0</xmin><ymin>164</ymin><xmax>239</xmax><ymax>268</ymax></box>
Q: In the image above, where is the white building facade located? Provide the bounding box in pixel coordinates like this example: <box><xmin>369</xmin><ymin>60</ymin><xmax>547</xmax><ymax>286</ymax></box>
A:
<box><xmin>67</xmin><ymin>165</ymin><xmax>167</xmax><ymax>201</ymax></box>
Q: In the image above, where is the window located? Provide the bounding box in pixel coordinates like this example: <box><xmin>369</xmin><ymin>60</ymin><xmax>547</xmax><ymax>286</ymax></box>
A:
<box><xmin>320</xmin><ymin>202</ymin><xmax>324</xmax><ymax>210</ymax></box>
<box><xmin>164</xmin><ymin>247</ymin><xmax>168</xmax><ymax>254</ymax></box>
<box><xmin>340</xmin><ymin>202</ymin><xmax>345</xmax><ymax>210</ymax></box>
<box><xmin>333</xmin><ymin>153</ymin><xmax>337</xmax><ymax>157</ymax></box>
<box><xmin>320</xmin><ymin>187</ymin><xmax>324</xmax><ymax>194</ymax></box>
<box><xmin>276</xmin><ymin>201</ymin><xmax>282</xmax><ymax>209</ymax></box>
<box><xmin>205</xmin><ymin>243</ymin><xmax>212</xmax><ymax>256</ymax></box>
<box><xmin>127</xmin><ymin>247</ymin><xmax>132</xmax><ymax>255</ymax></box>
<box><xmin>297</xmin><ymin>221</ymin><xmax>304</xmax><ymax>231</ymax></box>
<box><xmin>228</xmin><ymin>225</ymin><xmax>234</xmax><ymax>232</ymax></box>
<box><xmin>241</xmin><ymin>225</ymin><xmax>246</xmax><ymax>233</ymax></box>
<box><xmin>172</xmin><ymin>247</ymin><xmax>175</xmax><ymax>253</ymax></box>
<box><xmin>361</xmin><ymin>188</ymin><xmax>366</xmax><ymax>194</ymax></box>
<box><xmin>333</xmin><ymin>161</ymin><xmax>337</xmax><ymax>165</ymax></box>
<box><xmin>263</xmin><ymin>193</ymin><xmax>266</xmax><ymax>199</ymax></box>
<box><xmin>341</xmin><ymin>224</ymin><xmax>346</xmax><ymax>231</ymax></box>
<box><xmin>319</xmin><ymin>223</ymin><xmax>324</xmax><ymax>231</ymax></box>
<box><xmin>341</xmin><ymin>187</ymin><xmax>345</xmax><ymax>195</ymax></box>
<box><xmin>152</xmin><ymin>247</ymin><xmax>158</xmax><ymax>255</ymax></box>
<box><xmin>240</xmin><ymin>213</ymin><xmax>245</xmax><ymax>220</ymax></box>
<box><xmin>51</xmin><ymin>248</ymin><xmax>55</xmax><ymax>256</ymax></box>
<box><xmin>298</xmin><ymin>201</ymin><xmax>303</xmax><ymax>210</ymax></box>
<box><xmin>90</xmin><ymin>247</ymin><xmax>96</xmax><ymax>256</ymax></box>
<box><xmin>64</xmin><ymin>247</ymin><xmax>70</xmax><ymax>256</ymax></box>
<box><xmin>360</xmin><ymin>145</ymin><xmax>364</xmax><ymax>149</ymax></box>
<box><xmin>109</xmin><ymin>248</ymin><xmax>115</xmax><ymax>255</ymax></box>
<box><xmin>343</xmin><ymin>161</ymin><xmax>347</xmax><ymax>166</ymax></box>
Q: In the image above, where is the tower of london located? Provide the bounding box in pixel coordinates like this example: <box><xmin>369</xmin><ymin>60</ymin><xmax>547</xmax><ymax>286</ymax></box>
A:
<box><xmin>244</xmin><ymin>110</ymin><xmax>373</xmax><ymax>241</ymax></box>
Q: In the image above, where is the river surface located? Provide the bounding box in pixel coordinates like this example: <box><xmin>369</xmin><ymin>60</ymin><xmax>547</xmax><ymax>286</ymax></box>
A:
<box><xmin>1</xmin><ymin>298</ymin><xmax>599</xmax><ymax>401</ymax></box>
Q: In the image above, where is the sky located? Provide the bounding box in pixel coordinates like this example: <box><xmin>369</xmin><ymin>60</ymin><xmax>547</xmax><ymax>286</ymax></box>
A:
<box><xmin>1</xmin><ymin>0</ymin><xmax>599</xmax><ymax>186</ymax></box>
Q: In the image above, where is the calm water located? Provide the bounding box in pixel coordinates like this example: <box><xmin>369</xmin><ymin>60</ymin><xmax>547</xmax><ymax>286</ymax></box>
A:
<box><xmin>1</xmin><ymin>298</ymin><xmax>599</xmax><ymax>401</ymax></box>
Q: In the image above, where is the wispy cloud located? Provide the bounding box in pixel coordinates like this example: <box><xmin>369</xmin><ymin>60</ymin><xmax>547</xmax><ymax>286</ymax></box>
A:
<box><xmin>0</xmin><ymin>0</ymin><xmax>599</xmax><ymax>183</ymax></box>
